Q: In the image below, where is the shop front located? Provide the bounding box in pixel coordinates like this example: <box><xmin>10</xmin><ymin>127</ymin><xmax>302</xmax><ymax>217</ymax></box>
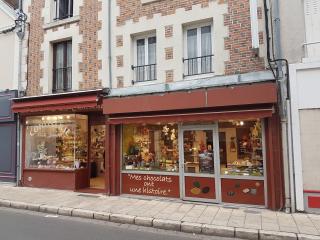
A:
<box><xmin>12</xmin><ymin>90</ymin><xmax>108</xmax><ymax>192</ymax></box>
<box><xmin>103</xmin><ymin>82</ymin><xmax>285</xmax><ymax>210</ymax></box>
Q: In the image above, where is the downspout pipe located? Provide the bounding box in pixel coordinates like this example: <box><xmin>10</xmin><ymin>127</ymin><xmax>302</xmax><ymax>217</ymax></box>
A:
<box><xmin>263</xmin><ymin>0</ymin><xmax>293</xmax><ymax>212</ymax></box>
<box><xmin>16</xmin><ymin>0</ymin><xmax>26</xmax><ymax>187</ymax></box>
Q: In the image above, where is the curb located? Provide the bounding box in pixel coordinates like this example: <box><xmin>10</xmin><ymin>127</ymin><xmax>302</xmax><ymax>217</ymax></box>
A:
<box><xmin>1</xmin><ymin>199</ymin><xmax>320</xmax><ymax>240</ymax></box>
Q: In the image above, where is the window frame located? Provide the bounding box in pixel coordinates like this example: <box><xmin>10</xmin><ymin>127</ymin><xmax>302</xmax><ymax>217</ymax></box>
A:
<box><xmin>53</xmin><ymin>0</ymin><xmax>74</xmax><ymax>21</ymax></box>
<box><xmin>52</xmin><ymin>40</ymin><xmax>72</xmax><ymax>93</ymax></box>
<box><xmin>183</xmin><ymin>22</ymin><xmax>214</xmax><ymax>77</ymax></box>
<box><xmin>132</xmin><ymin>32</ymin><xmax>157</xmax><ymax>83</ymax></box>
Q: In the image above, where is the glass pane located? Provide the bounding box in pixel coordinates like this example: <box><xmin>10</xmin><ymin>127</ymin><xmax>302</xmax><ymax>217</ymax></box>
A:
<box><xmin>137</xmin><ymin>39</ymin><xmax>145</xmax><ymax>81</ymax></box>
<box><xmin>137</xmin><ymin>39</ymin><xmax>145</xmax><ymax>66</ymax></box>
<box><xmin>201</xmin><ymin>26</ymin><xmax>212</xmax><ymax>73</ymax></box>
<box><xmin>183</xmin><ymin>130</ymin><xmax>214</xmax><ymax>174</ymax></box>
<box><xmin>59</xmin><ymin>0</ymin><xmax>68</xmax><ymax>19</ymax></box>
<box><xmin>25</xmin><ymin>114</ymin><xmax>88</xmax><ymax>170</ymax></box>
<box><xmin>148</xmin><ymin>37</ymin><xmax>156</xmax><ymax>80</ymax></box>
<box><xmin>66</xmin><ymin>41</ymin><xmax>72</xmax><ymax>89</ymax></box>
<box><xmin>55</xmin><ymin>43</ymin><xmax>64</xmax><ymax>90</ymax></box>
<box><xmin>219</xmin><ymin>120</ymin><xmax>264</xmax><ymax>176</ymax></box>
<box><xmin>122</xmin><ymin>124</ymin><xmax>179</xmax><ymax>172</ymax></box>
<box><xmin>187</xmin><ymin>28</ymin><xmax>198</xmax><ymax>75</ymax></box>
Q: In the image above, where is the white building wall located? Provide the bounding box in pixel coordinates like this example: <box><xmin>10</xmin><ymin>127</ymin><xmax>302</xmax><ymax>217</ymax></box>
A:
<box><xmin>290</xmin><ymin>61</ymin><xmax>320</xmax><ymax>212</ymax></box>
<box><xmin>0</xmin><ymin>6</ymin><xmax>18</xmax><ymax>91</ymax></box>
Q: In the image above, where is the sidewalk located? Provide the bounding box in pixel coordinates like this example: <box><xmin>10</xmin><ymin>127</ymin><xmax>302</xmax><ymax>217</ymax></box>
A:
<box><xmin>0</xmin><ymin>185</ymin><xmax>319</xmax><ymax>240</ymax></box>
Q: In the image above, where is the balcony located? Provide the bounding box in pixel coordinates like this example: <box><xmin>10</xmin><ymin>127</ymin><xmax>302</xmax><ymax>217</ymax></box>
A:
<box><xmin>183</xmin><ymin>54</ymin><xmax>214</xmax><ymax>77</ymax></box>
<box><xmin>132</xmin><ymin>64</ymin><xmax>157</xmax><ymax>84</ymax></box>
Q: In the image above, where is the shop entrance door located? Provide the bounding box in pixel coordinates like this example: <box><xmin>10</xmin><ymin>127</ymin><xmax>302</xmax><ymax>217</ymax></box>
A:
<box><xmin>179</xmin><ymin>125</ymin><xmax>220</xmax><ymax>202</ymax></box>
<box><xmin>89</xmin><ymin>125</ymin><xmax>106</xmax><ymax>190</ymax></box>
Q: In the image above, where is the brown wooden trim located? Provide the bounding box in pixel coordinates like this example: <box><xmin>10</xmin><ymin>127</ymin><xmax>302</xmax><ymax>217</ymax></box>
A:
<box><xmin>105</xmin><ymin>122</ymin><xmax>111</xmax><ymax>195</ymax></box>
<box><xmin>265</xmin><ymin>115</ymin><xmax>285</xmax><ymax>210</ymax></box>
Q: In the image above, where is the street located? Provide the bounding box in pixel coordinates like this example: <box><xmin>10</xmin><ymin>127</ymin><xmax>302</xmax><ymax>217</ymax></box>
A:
<box><xmin>0</xmin><ymin>207</ymin><xmax>235</xmax><ymax>240</ymax></box>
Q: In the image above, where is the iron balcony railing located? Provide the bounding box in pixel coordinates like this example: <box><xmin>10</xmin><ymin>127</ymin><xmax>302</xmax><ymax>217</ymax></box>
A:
<box><xmin>183</xmin><ymin>54</ymin><xmax>214</xmax><ymax>77</ymax></box>
<box><xmin>131</xmin><ymin>63</ymin><xmax>157</xmax><ymax>84</ymax></box>
<box><xmin>52</xmin><ymin>67</ymin><xmax>72</xmax><ymax>93</ymax></box>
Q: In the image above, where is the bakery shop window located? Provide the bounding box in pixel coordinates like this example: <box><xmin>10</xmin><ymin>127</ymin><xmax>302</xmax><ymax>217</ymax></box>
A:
<box><xmin>122</xmin><ymin>124</ymin><xmax>179</xmax><ymax>172</ymax></box>
<box><xmin>219</xmin><ymin>120</ymin><xmax>264</xmax><ymax>177</ymax></box>
<box><xmin>25</xmin><ymin>114</ymin><xmax>88</xmax><ymax>170</ymax></box>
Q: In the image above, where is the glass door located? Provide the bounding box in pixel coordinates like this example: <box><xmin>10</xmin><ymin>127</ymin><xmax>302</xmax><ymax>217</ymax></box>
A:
<box><xmin>179</xmin><ymin>125</ymin><xmax>219</xmax><ymax>202</ymax></box>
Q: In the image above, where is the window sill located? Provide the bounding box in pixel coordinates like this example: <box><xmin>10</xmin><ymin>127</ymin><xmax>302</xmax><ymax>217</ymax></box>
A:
<box><xmin>141</xmin><ymin>0</ymin><xmax>162</xmax><ymax>5</ymax></box>
<box><xmin>183</xmin><ymin>72</ymin><xmax>215</xmax><ymax>81</ymax></box>
<box><xmin>43</xmin><ymin>15</ymin><xmax>80</xmax><ymax>31</ymax></box>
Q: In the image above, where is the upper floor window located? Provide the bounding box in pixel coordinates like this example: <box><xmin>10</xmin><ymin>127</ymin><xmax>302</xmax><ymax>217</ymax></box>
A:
<box><xmin>132</xmin><ymin>36</ymin><xmax>157</xmax><ymax>83</ymax></box>
<box><xmin>54</xmin><ymin>0</ymin><xmax>73</xmax><ymax>20</ymax></box>
<box><xmin>183</xmin><ymin>24</ymin><xmax>214</xmax><ymax>77</ymax></box>
<box><xmin>53</xmin><ymin>40</ymin><xmax>72</xmax><ymax>93</ymax></box>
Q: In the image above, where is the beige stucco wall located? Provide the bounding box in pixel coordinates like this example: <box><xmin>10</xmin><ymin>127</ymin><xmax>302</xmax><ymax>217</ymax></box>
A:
<box><xmin>111</xmin><ymin>1</ymin><xmax>229</xmax><ymax>88</ymax></box>
<box><xmin>0</xmin><ymin>9</ymin><xmax>18</xmax><ymax>91</ymax></box>
<box><xmin>299</xmin><ymin>109</ymin><xmax>320</xmax><ymax>191</ymax></box>
<box><xmin>278</xmin><ymin>0</ymin><xmax>305</xmax><ymax>63</ymax></box>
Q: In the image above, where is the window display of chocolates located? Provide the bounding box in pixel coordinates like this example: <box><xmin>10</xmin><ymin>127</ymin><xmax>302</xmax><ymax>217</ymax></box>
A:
<box><xmin>122</xmin><ymin>124</ymin><xmax>179</xmax><ymax>172</ymax></box>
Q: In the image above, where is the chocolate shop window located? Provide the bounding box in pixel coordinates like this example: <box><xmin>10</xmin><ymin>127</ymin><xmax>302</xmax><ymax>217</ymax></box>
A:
<box><xmin>219</xmin><ymin>120</ymin><xmax>264</xmax><ymax>177</ymax></box>
<box><xmin>25</xmin><ymin>114</ymin><xmax>88</xmax><ymax>170</ymax></box>
<box><xmin>122</xmin><ymin>124</ymin><xmax>179</xmax><ymax>172</ymax></box>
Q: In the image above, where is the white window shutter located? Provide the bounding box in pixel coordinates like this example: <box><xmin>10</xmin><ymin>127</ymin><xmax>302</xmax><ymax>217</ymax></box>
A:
<box><xmin>250</xmin><ymin>0</ymin><xmax>259</xmax><ymax>49</ymax></box>
<box><xmin>304</xmin><ymin>0</ymin><xmax>320</xmax><ymax>58</ymax></box>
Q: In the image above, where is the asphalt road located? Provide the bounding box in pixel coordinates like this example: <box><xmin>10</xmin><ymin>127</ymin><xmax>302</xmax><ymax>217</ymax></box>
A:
<box><xmin>0</xmin><ymin>207</ymin><xmax>236</xmax><ymax>240</ymax></box>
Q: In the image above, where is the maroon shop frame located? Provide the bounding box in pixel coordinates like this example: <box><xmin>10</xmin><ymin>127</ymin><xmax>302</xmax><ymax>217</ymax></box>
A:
<box><xmin>103</xmin><ymin>82</ymin><xmax>285</xmax><ymax>210</ymax></box>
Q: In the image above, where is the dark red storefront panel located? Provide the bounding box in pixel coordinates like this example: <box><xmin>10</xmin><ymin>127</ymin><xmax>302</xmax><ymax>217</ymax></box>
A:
<box><xmin>23</xmin><ymin>169</ymin><xmax>76</xmax><ymax>190</ymax></box>
<box><xmin>308</xmin><ymin>196</ymin><xmax>320</xmax><ymax>208</ymax></box>
<box><xmin>12</xmin><ymin>94</ymin><xmax>100</xmax><ymax>114</ymax></box>
<box><xmin>103</xmin><ymin>82</ymin><xmax>277</xmax><ymax>115</ymax></box>
<box><xmin>184</xmin><ymin>176</ymin><xmax>216</xmax><ymax>199</ymax></box>
<box><xmin>108</xmin><ymin>109</ymin><xmax>273</xmax><ymax>124</ymax></box>
<box><xmin>221</xmin><ymin>179</ymin><xmax>265</xmax><ymax>206</ymax></box>
<box><xmin>121</xmin><ymin>173</ymin><xmax>180</xmax><ymax>198</ymax></box>
<box><xmin>206</xmin><ymin>82</ymin><xmax>277</xmax><ymax>107</ymax></box>
<box><xmin>104</xmin><ymin>90</ymin><xmax>205</xmax><ymax>114</ymax></box>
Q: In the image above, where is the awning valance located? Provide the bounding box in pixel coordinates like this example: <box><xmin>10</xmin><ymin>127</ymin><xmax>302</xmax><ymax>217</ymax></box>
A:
<box><xmin>107</xmin><ymin>108</ymin><xmax>274</xmax><ymax>124</ymax></box>
<box><xmin>12</xmin><ymin>91</ymin><xmax>102</xmax><ymax>114</ymax></box>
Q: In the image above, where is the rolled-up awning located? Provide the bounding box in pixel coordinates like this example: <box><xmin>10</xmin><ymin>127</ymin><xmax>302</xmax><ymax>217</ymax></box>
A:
<box><xmin>12</xmin><ymin>90</ymin><xmax>102</xmax><ymax>114</ymax></box>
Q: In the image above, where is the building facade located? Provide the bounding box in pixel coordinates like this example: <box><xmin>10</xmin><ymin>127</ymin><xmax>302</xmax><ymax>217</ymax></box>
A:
<box><xmin>12</xmin><ymin>0</ymin><xmax>109</xmax><ymax>191</ymax></box>
<box><xmin>278</xmin><ymin>0</ymin><xmax>320</xmax><ymax>213</ymax></box>
<box><xmin>0</xmin><ymin>0</ymin><xmax>19</xmax><ymax>183</ymax></box>
<box><xmin>106</xmin><ymin>0</ymin><xmax>284</xmax><ymax>210</ymax></box>
<box><xmin>12</xmin><ymin>0</ymin><xmax>285</xmax><ymax>210</ymax></box>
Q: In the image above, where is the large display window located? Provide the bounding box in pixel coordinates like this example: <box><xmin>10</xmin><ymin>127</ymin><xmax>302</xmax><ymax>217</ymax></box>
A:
<box><xmin>122</xmin><ymin>124</ymin><xmax>179</xmax><ymax>172</ymax></box>
<box><xmin>218</xmin><ymin>120</ymin><xmax>264</xmax><ymax>177</ymax></box>
<box><xmin>25</xmin><ymin>114</ymin><xmax>88</xmax><ymax>170</ymax></box>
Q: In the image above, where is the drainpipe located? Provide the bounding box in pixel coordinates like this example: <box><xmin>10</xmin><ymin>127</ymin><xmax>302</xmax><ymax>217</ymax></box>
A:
<box><xmin>16</xmin><ymin>0</ymin><xmax>26</xmax><ymax>187</ymax></box>
<box><xmin>264</xmin><ymin>0</ymin><xmax>293</xmax><ymax>212</ymax></box>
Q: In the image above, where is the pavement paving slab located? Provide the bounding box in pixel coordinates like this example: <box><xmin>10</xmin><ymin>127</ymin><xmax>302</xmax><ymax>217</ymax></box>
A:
<box><xmin>1</xmin><ymin>185</ymin><xmax>320</xmax><ymax>240</ymax></box>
